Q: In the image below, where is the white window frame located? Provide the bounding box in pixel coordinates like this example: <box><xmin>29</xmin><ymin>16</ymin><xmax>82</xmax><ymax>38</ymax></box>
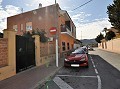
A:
<box><xmin>26</xmin><ymin>22</ymin><xmax>32</xmax><ymax>31</ymax></box>
<box><xmin>13</xmin><ymin>25</ymin><xmax>18</xmax><ymax>31</ymax></box>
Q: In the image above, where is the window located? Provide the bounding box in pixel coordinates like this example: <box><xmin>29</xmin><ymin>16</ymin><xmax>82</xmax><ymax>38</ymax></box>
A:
<box><xmin>13</xmin><ymin>25</ymin><xmax>18</xmax><ymax>31</ymax></box>
<box><xmin>67</xmin><ymin>43</ymin><xmax>70</xmax><ymax>50</ymax></box>
<box><xmin>26</xmin><ymin>22</ymin><xmax>32</xmax><ymax>31</ymax></box>
<box><xmin>20</xmin><ymin>24</ymin><xmax>23</xmax><ymax>31</ymax></box>
<box><xmin>65</xmin><ymin>21</ymin><xmax>71</xmax><ymax>31</ymax></box>
<box><xmin>62</xmin><ymin>42</ymin><xmax>66</xmax><ymax>51</ymax></box>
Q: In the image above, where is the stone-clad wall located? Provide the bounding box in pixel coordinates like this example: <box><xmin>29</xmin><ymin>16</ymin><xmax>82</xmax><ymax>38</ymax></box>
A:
<box><xmin>0</xmin><ymin>38</ymin><xmax>8</xmax><ymax>68</ymax></box>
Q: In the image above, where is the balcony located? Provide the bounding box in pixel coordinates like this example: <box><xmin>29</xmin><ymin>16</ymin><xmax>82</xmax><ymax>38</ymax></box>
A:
<box><xmin>61</xmin><ymin>24</ymin><xmax>75</xmax><ymax>38</ymax></box>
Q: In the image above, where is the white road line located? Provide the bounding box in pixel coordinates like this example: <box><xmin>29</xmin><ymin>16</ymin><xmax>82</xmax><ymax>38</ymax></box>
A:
<box><xmin>95</xmin><ymin>69</ymin><xmax>98</xmax><ymax>74</ymax></box>
<box><xmin>91</xmin><ymin>58</ymin><xmax>95</xmax><ymax>65</ymax></box>
<box><xmin>92</xmin><ymin>61</ymin><xmax>95</xmax><ymax>65</ymax></box>
<box><xmin>93</xmin><ymin>65</ymin><xmax>96</xmax><ymax>68</ymax></box>
<box><xmin>56</xmin><ymin>75</ymin><xmax>97</xmax><ymax>78</ymax></box>
<box><xmin>97</xmin><ymin>75</ymin><xmax>102</xmax><ymax>89</ymax></box>
<box><xmin>90</xmin><ymin>55</ymin><xmax>101</xmax><ymax>89</ymax></box>
<box><xmin>53</xmin><ymin>76</ymin><xmax>73</xmax><ymax>89</ymax></box>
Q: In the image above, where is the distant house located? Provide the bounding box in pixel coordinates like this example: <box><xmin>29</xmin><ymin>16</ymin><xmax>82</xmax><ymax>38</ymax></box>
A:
<box><xmin>7</xmin><ymin>4</ymin><xmax>76</xmax><ymax>56</ymax></box>
<box><xmin>74</xmin><ymin>39</ymin><xmax>82</xmax><ymax>49</ymax></box>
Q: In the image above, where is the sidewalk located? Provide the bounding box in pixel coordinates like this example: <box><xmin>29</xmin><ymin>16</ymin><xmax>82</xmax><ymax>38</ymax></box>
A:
<box><xmin>90</xmin><ymin>48</ymin><xmax>120</xmax><ymax>71</ymax></box>
<box><xmin>0</xmin><ymin>58</ymin><xmax>64</xmax><ymax>89</ymax></box>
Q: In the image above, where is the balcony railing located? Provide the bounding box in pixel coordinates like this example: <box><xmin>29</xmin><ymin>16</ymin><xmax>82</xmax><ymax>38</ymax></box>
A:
<box><xmin>61</xmin><ymin>24</ymin><xmax>72</xmax><ymax>36</ymax></box>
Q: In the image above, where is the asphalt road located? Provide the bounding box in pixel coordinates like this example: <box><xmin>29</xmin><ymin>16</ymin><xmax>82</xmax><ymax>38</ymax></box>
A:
<box><xmin>37</xmin><ymin>49</ymin><xmax>120</xmax><ymax>89</ymax></box>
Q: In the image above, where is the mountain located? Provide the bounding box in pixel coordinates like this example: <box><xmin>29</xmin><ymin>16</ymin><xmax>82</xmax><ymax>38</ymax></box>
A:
<box><xmin>81</xmin><ymin>39</ymin><xmax>97</xmax><ymax>46</ymax></box>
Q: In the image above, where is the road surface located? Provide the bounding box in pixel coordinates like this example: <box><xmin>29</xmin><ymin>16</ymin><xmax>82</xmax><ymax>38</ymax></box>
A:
<box><xmin>37</xmin><ymin>49</ymin><xmax>120</xmax><ymax>89</ymax></box>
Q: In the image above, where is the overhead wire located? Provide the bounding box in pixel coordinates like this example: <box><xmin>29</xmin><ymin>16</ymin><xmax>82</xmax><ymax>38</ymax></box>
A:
<box><xmin>71</xmin><ymin>0</ymin><xmax>93</xmax><ymax>11</ymax></box>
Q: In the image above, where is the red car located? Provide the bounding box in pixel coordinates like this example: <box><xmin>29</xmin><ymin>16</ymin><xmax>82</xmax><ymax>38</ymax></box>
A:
<box><xmin>64</xmin><ymin>48</ymin><xmax>89</xmax><ymax>68</ymax></box>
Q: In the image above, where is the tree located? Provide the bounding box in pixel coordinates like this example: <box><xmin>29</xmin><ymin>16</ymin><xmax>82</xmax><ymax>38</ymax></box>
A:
<box><xmin>23</xmin><ymin>29</ymin><xmax>48</xmax><ymax>43</ymax></box>
<box><xmin>105</xmin><ymin>31</ymin><xmax>116</xmax><ymax>41</ymax></box>
<box><xmin>32</xmin><ymin>29</ymin><xmax>48</xmax><ymax>43</ymax></box>
<box><xmin>95</xmin><ymin>33</ymin><xmax>104</xmax><ymax>43</ymax></box>
<box><xmin>107</xmin><ymin>0</ymin><xmax>120</xmax><ymax>32</ymax></box>
<box><xmin>102</xmin><ymin>27</ymin><xmax>107</xmax><ymax>34</ymax></box>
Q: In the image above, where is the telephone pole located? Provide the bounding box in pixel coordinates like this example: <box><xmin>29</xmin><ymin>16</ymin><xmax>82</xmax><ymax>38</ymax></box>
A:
<box><xmin>81</xmin><ymin>31</ymin><xmax>82</xmax><ymax>40</ymax></box>
<box><xmin>55</xmin><ymin>0</ymin><xmax>56</xmax><ymax>4</ymax></box>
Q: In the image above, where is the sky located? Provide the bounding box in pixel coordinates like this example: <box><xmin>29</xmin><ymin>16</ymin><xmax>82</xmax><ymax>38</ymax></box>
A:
<box><xmin>0</xmin><ymin>0</ymin><xmax>113</xmax><ymax>39</ymax></box>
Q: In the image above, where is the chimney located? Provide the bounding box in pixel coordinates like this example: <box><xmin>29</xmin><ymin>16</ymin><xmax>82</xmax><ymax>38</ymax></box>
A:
<box><xmin>39</xmin><ymin>3</ymin><xmax>42</xmax><ymax>8</ymax></box>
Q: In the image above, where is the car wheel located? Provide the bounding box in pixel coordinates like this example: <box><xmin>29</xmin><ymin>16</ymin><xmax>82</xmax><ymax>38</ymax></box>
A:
<box><xmin>85</xmin><ymin>65</ymin><xmax>89</xmax><ymax>68</ymax></box>
<box><xmin>85</xmin><ymin>63</ymin><xmax>89</xmax><ymax>68</ymax></box>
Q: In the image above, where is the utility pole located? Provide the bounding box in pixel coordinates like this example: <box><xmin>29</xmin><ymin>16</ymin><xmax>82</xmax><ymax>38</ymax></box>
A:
<box><xmin>81</xmin><ymin>31</ymin><xmax>82</xmax><ymax>40</ymax></box>
<box><xmin>55</xmin><ymin>0</ymin><xmax>58</xmax><ymax>67</ymax></box>
<box><xmin>55</xmin><ymin>0</ymin><xmax>56</xmax><ymax>4</ymax></box>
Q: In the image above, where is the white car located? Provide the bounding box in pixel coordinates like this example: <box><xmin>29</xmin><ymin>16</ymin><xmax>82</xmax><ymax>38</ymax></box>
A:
<box><xmin>81</xmin><ymin>46</ymin><xmax>88</xmax><ymax>54</ymax></box>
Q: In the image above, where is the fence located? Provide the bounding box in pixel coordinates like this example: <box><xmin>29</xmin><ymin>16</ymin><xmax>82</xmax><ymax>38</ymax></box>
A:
<box><xmin>0</xmin><ymin>29</ymin><xmax>16</xmax><ymax>81</ymax></box>
<box><xmin>0</xmin><ymin>38</ymin><xmax>8</xmax><ymax>68</ymax></box>
<box><xmin>0</xmin><ymin>30</ymin><xmax>56</xmax><ymax>81</ymax></box>
<box><xmin>99</xmin><ymin>38</ymin><xmax>120</xmax><ymax>54</ymax></box>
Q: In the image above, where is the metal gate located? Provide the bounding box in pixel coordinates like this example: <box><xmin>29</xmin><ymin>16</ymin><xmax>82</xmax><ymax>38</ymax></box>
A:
<box><xmin>16</xmin><ymin>35</ymin><xmax>35</xmax><ymax>73</ymax></box>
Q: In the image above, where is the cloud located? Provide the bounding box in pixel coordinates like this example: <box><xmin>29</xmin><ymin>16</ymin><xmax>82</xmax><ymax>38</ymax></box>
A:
<box><xmin>76</xmin><ymin>18</ymin><xmax>112</xmax><ymax>39</ymax></box>
<box><xmin>5</xmin><ymin>5</ymin><xmax>21</xmax><ymax>15</ymax></box>
<box><xmin>0</xmin><ymin>3</ymin><xmax>21</xmax><ymax>32</ymax></box>
<box><xmin>0</xmin><ymin>19</ymin><xmax>6</xmax><ymax>32</ymax></box>
<box><xmin>0</xmin><ymin>0</ymin><xmax>2</xmax><ymax>4</ymax></box>
<box><xmin>63</xmin><ymin>6</ymin><xmax>70</xmax><ymax>9</ymax></box>
<box><xmin>25</xmin><ymin>0</ymin><xmax>55</xmax><ymax>7</ymax></box>
<box><xmin>71</xmin><ymin>12</ymin><xmax>91</xmax><ymax>23</ymax></box>
<box><xmin>67</xmin><ymin>10</ymin><xmax>73</xmax><ymax>13</ymax></box>
<box><xmin>25</xmin><ymin>4</ymin><xmax>33</xmax><ymax>7</ymax></box>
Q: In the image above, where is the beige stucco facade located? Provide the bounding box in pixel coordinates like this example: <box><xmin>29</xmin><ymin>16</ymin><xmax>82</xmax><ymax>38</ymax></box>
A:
<box><xmin>98</xmin><ymin>38</ymin><xmax>120</xmax><ymax>54</ymax></box>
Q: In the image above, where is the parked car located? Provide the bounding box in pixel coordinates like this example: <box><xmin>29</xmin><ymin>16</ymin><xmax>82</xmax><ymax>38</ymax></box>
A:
<box><xmin>88</xmin><ymin>46</ymin><xmax>94</xmax><ymax>51</ymax></box>
<box><xmin>64</xmin><ymin>48</ymin><xmax>89</xmax><ymax>68</ymax></box>
<box><xmin>81</xmin><ymin>46</ymin><xmax>88</xmax><ymax>54</ymax></box>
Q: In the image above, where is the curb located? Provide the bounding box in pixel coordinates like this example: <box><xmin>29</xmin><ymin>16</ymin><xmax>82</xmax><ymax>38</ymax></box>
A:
<box><xmin>98</xmin><ymin>48</ymin><xmax>120</xmax><ymax>55</ymax></box>
<box><xmin>33</xmin><ymin>66</ymin><xmax>63</xmax><ymax>89</ymax></box>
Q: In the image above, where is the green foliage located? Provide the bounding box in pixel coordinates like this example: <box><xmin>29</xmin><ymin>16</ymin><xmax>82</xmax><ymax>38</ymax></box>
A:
<box><xmin>32</xmin><ymin>29</ymin><xmax>48</xmax><ymax>43</ymax></box>
<box><xmin>105</xmin><ymin>31</ymin><xmax>116</xmax><ymax>41</ymax></box>
<box><xmin>23</xmin><ymin>29</ymin><xmax>48</xmax><ymax>43</ymax></box>
<box><xmin>95</xmin><ymin>33</ymin><xmax>104</xmax><ymax>43</ymax></box>
<box><xmin>23</xmin><ymin>31</ymin><xmax>34</xmax><ymax>41</ymax></box>
<box><xmin>107</xmin><ymin>0</ymin><xmax>120</xmax><ymax>32</ymax></box>
<box><xmin>23</xmin><ymin>31</ymin><xmax>32</xmax><ymax>38</ymax></box>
